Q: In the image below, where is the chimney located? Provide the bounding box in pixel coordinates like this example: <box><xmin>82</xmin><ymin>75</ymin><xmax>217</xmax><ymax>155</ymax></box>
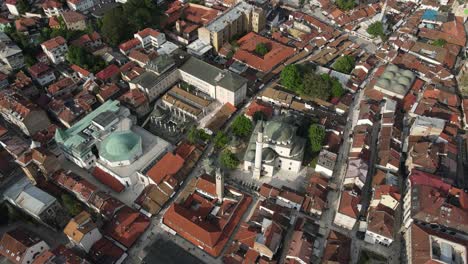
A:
<box><xmin>216</xmin><ymin>168</ymin><xmax>224</xmax><ymax>203</ymax></box>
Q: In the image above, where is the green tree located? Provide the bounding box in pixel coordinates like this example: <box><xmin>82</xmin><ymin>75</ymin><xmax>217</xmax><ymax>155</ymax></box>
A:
<box><xmin>219</xmin><ymin>149</ymin><xmax>239</xmax><ymax>169</ymax></box>
<box><xmin>255</xmin><ymin>43</ymin><xmax>269</xmax><ymax>56</ymax></box>
<box><xmin>321</xmin><ymin>74</ymin><xmax>345</xmax><ymax>98</ymax></box>
<box><xmin>231</xmin><ymin>115</ymin><xmax>253</xmax><ymax>138</ymax></box>
<box><xmin>367</xmin><ymin>22</ymin><xmax>384</xmax><ymax>38</ymax></box>
<box><xmin>61</xmin><ymin>194</ymin><xmax>83</xmax><ymax>216</ymax></box>
<box><xmin>335</xmin><ymin>0</ymin><xmax>356</xmax><ymax>10</ymax></box>
<box><xmin>301</xmin><ymin>72</ymin><xmax>331</xmax><ymax>100</ymax></box>
<box><xmin>187</xmin><ymin>126</ymin><xmax>210</xmax><ymax>144</ymax></box>
<box><xmin>253</xmin><ymin>111</ymin><xmax>267</xmax><ymax>122</ymax></box>
<box><xmin>332</xmin><ymin>55</ymin><xmax>355</xmax><ymax>74</ymax></box>
<box><xmin>101</xmin><ymin>7</ymin><xmax>132</xmax><ymax>46</ymax></box>
<box><xmin>16</xmin><ymin>0</ymin><xmax>30</xmax><ymax>14</ymax></box>
<box><xmin>281</xmin><ymin>64</ymin><xmax>303</xmax><ymax>92</ymax></box>
<box><xmin>214</xmin><ymin>131</ymin><xmax>229</xmax><ymax>149</ymax></box>
<box><xmin>66</xmin><ymin>45</ymin><xmax>107</xmax><ymax>72</ymax></box>
<box><xmin>308</xmin><ymin>124</ymin><xmax>325</xmax><ymax>153</ymax></box>
<box><xmin>432</xmin><ymin>39</ymin><xmax>447</xmax><ymax>47</ymax></box>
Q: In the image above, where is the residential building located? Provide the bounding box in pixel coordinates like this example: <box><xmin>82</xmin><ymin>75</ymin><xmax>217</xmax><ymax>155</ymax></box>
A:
<box><xmin>0</xmin><ymin>229</ymin><xmax>49</xmax><ymax>264</ymax></box>
<box><xmin>41</xmin><ymin>36</ymin><xmax>68</xmax><ymax>64</ymax></box>
<box><xmin>28</xmin><ymin>62</ymin><xmax>56</xmax><ymax>86</ymax></box>
<box><xmin>33</xmin><ymin>245</ymin><xmax>91</xmax><ymax>264</ymax></box>
<box><xmin>315</xmin><ymin>149</ymin><xmax>337</xmax><ymax>178</ymax></box>
<box><xmin>89</xmin><ymin>238</ymin><xmax>127</xmax><ymax>264</ymax></box>
<box><xmin>61</xmin><ymin>11</ymin><xmax>87</xmax><ymax>31</ymax></box>
<box><xmin>42</xmin><ymin>0</ymin><xmax>63</xmax><ymax>17</ymax></box>
<box><xmin>333</xmin><ymin>191</ymin><xmax>360</xmax><ymax>230</ymax></box>
<box><xmin>285</xmin><ymin>230</ymin><xmax>313</xmax><ymax>264</ymax></box>
<box><xmin>0</xmin><ymin>32</ymin><xmax>24</xmax><ymax>70</ymax></box>
<box><xmin>67</xmin><ymin>0</ymin><xmax>95</xmax><ymax>12</ymax></box>
<box><xmin>6</xmin><ymin>0</ymin><xmax>20</xmax><ymax>16</ymax></box>
<box><xmin>47</xmin><ymin>77</ymin><xmax>78</xmax><ymax>98</ymax></box>
<box><xmin>343</xmin><ymin>159</ymin><xmax>368</xmax><ymax>190</ymax></box>
<box><xmin>104</xmin><ymin>206</ymin><xmax>150</xmax><ymax>249</ymax></box>
<box><xmin>134</xmin><ymin>28</ymin><xmax>166</xmax><ymax>49</ymax></box>
<box><xmin>118</xmin><ymin>89</ymin><xmax>150</xmax><ymax>118</ymax></box>
<box><xmin>198</xmin><ymin>2</ymin><xmax>265</xmax><ymax>51</ymax></box>
<box><xmin>405</xmin><ymin>223</ymin><xmax>468</xmax><ymax>264</ymax></box>
<box><xmin>244</xmin><ymin>116</ymin><xmax>306</xmax><ymax>178</ymax></box>
<box><xmin>321</xmin><ymin>231</ymin><xmax>351</xmax><ymax>263</ymax></box>
<box><xmin>64</xmin><ymin>211</ymin><xmax>102</xmax><ymax>253</ymax></box>
<box><xmin>364</xmin><ymin>208</ymin><xmax>395</xmax><ymax>246</ymax></box>
<box><xmin>4</xmin><ymin>177</ymin><xmax>69</xmax><ymax>228</ymax></box>
<box><xmin>302</xmin><ymin>173</ymin><xmax>328</xmax><ymax>216</ymax></box>
<box><xmin>0</xmin><ymin>89</ymin><xmax>51</xmax><ymax>136</ymax></box>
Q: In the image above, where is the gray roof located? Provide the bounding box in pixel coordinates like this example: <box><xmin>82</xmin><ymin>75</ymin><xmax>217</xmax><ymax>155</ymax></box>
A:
<box><xmin>4</xmin><ymin>177</ymin><xmax>56</xmax><ymax>216</ymax></box>
<box><xmin>205</xmin><ymin>2</ymin><xmax>253</xmax><ymax>32</ymax></box>
<box><xmin>375</xmin><ymin>64</ymin><xmax>415</xmax><ymax>97</ymax></box>
<box><xmin>132</xmin><ymin>71</ymin><xmax>161</xmax><ymax>88</ymax></box>
<box><xmin>180</xmin><ymin>57</ymin><xmax>247</xmax><ymax>92</ymax></box>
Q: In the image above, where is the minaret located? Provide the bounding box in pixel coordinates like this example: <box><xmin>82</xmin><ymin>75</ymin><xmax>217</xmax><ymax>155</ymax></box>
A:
<box><xmin>216</xmin><ymin>168</ymin><xmax>224</xmax><ymax>203</ymax></box>
<box><xmin>253</xmin><ymin>121</ymin><xmax>264</xmax><ymax>179</ymax></box>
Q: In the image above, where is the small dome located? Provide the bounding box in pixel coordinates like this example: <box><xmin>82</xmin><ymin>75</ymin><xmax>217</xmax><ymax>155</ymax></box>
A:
<box><xmin>262</xmin><ymin>148</ymin><xmax>277</xmax><ymax>163</ymax></box>
<box><xmin>397</xmin><ymin>76</ymin><xmax>411</xmax><ymax>86</ymax></box>
<box><xmin>264</xmin><ymin>121</ymin><xmax>294</xmax><ymax>143</ymax></box>
<box><xmin>382</xmin><ymin>71</ymin><xmax>395</xmax><ymax>80</ymax></box>
<box><xmin>386</xmin><ymin>64</ymin><xmax>399</xmax><ymax>72</ymax></box>
<box><xmin>402</xmin><ymin>70</ymin><xmax>414</xmax><ymax>78</ymax></box>
<box><xmin>393</xmin><ymin>84</ymin><xmax>406</xmax><ymax>93</ymax></box>
<box><xmin>377</xmin><ymin>79</ymin><xmax>390</xmax><ymax>88</ymax></box>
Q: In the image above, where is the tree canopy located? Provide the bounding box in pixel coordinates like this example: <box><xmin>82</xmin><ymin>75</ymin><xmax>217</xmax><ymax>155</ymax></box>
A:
<box><xmin>61</xmin><ymin>194</ymin><xmax>83</xmax><ymax>216</ymax></box>
<box><xmin>231</xmin><ymin>115</ymin><xmax>253</xmax><ymax>138</ymax></box>
<box><xmin>187</xmin><ymin>126</ymin><xmax>210</xmax><ymax>144</ymax></box>
<box><xmin>220</xmin><ymin>149</ymin><xmax>239</xmax><ymax>169</ymax></box>
<box><xmin>321</xmin><ymin>74</ymin><xmax>345</xmax><ymax>98</ymax></box>
<box><xmin>332</xmin><ymin>55</ymin><xmax>355</xmax><ymax>74</ymax></box>
<box><xmin>280</xmin><ymin>64</ymin><xmax>346</xmax><ymax>100</ymax></box>
<box><xmin>308</xmin><ymin>124</ymin><xmax>325</xmax><ymax>153</ymax></box>
<box><xmin>255</xmin><ymin>43</ymin><xmax>269</xmax><ymax>56</ymax></box>
<box><xmin>302</xmin><ymin>72</ymin><xmax>331</xmax><ymax>100</ymax></box>
<box><xmin>335</xmin><ymin>0</ymin><xmax>356</xmax><ymax>10</ymax></box>
<box><xmin>281</xmin><ymin>64</ymin><xmax>303</xmax><ymax>92</ymax></box>
<box><xmin>101</xmin><ymin>0</ymin><xmax>164</xmax><ymax>46</ymax></box>
<box><xmin>67</xmin><ymin>45</ymin><xmax>107</xmax><ymax>73</ymax></box>
<box><xmin>214</xmin><ymin>131</ymin><xmax>229</xmax><ymax>149</ymax></box>
<box><xmin>367</xmin><ymin>22</ymin><xmax>384</xmax><ymax>39</ymax></box>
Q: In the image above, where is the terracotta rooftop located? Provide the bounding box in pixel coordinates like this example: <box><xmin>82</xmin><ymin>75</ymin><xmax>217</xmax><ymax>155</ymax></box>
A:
<box><xmin>62</xmin><ymin>11</ymin><xmax>86</xmax><ymax>24</ymax></box>
<box><xmin>41</xmin><ymin>36</ymin><xmax>66</xmax><ymax>50</ymax></box>
<box><xmin>233</xmin><ymin>32</ymin><xmax>296</xmax><ymax>73</ymax></box>
<box><xmin>89</xmin><ymin>238</ymin><xmax>125</xmax><ymax>264</ymax></box>
<box><xmin>337</xmin><ymin>191</ymin><xmax>360</xmax><ymax>219</ymax></box>
<box><xmin>0</xmin><ymin>229</ymin><xmax>44</xmax><ymax>264</ymax></box>
<box><xmin>92</xmin><ymin>167</ymin><xmax>125</xmax><ymax>193</ymax></box>
<box><xmin>104</xmin><ymin>206</ymin><xmax>150</xmax><ymax>248</ymax></box>
<box><xmin>146</xmin><ymin>151</ymin><xmax>185</xmax><ymax>185</ymax></box>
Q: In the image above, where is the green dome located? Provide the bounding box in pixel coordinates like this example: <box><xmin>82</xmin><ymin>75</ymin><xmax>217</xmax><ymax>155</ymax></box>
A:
<box><xmin>264</xmin><ymin>121</ymin><xmax>294</xmax><ymax>143</ymax></box>
<box><xmin>100</xmin><ymin>131</ymin><xmax>142</xmax><ymax>162</ymax></box>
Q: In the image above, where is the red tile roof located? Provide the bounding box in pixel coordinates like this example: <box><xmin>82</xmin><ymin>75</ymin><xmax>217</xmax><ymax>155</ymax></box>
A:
<box><xmin>0</xmin><ymin>229</ymin><xmax>43</xmax><ymax>264</ymax></box>
<box><xmin>337</xmin><ymin>191</ymin><xmax>359</xmax><ymax>218</ymax></box>
<box><xmin>92</xmin><ymin>167</ymin><xmax>125</xmax><ymax>193</ymax></box>
<box><xmin>96</xmin><ymin>64</ymin><xmax>120</xmax><ymax>81</ymax></box>
<box><xmin>61</xmin><ymin>11</ymin><xmax>86</xmax><ymax>24</ymax></box>
<box><xmin>245</xmin><ymin>100</ymin><xmax>273</xmax><ymax>119</ymax></box>
<box><xmin>104</xmin><ymin>206</ymin><xmax>150</xmax><ymax>248</ymax></box>
<box><xmin>135</xmin><ymin>28</ymin><xmax>161</xmax><ymax>38</ymax></box>
<box><xmin>70</xmin><ymin>64</ymin><xmax>91</xmax><ymax>77</ymax></box>
<box><xmin>146</xmin><ymin>152</ymin><xmax>185</xmax><ymax>185</ymax></box>
<box><xmin>41</xmin><ymin>36</ymin><xmax>66</xmax><ymax>50</ymax></box>
<box><xmin>119</xmin><ymin>38</ymin><xmax>141</xmax><ymax>52</ymax></box>
<box><xmin>89</xmin><ymin>238</ymin><xmax>126</xmax><ymax>264</ymax></box>
<box><xmin>42</xmin><ymin>0</ymin><xmax>62</xmax><ymax>9</ymax></box>
<box><xmin>233</xmin><ymin>32</ymin><xmax>296</xmax><ymax>73</ymax></box>
<box><xmin>28</xmin><ymin>62</ymin><xmax>51</xmax><ymax>78</ymax></box>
